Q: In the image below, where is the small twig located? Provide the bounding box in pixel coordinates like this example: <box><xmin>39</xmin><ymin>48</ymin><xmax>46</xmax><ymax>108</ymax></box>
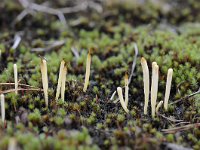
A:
<box><xmin>17</xmin><ymin>0</ymin><xmax>92</xmax><ymax>26</ymax></box>
<box><xmin>31</xmin><ymin>40</ymin><xmax>65</xmax><ymax>52</ymax></box>
<box><xmin>162</xmin><ymin>123</ymin><xmax>200</xmax><ymax>133</ymax></box>
<box><xmin>170</xmin><ymin>87</ymin><xmax>200</xmax><ymax>105</ymax></box>
<box><xmin>159</xmin><ymin>113</ymin><xmax>183</xmax><ymax>123</ymax></box>
<box><xmin>11</xmin><ymin>34</ymin><xmax>21</xmax><ymax>50</ymax></box>
<box><xmin>0</xmin><ymin>88</ymin><xmax>43</xmax><ymax>94</ymax></box>
<box><xmin>0</xmin><ymin>82</ymin><xmax>38</xmax><ymax>89</ymax></box>
<box><xmin>162</xmin><ymin>143</ymin><xmax>193</xmax><ymax>150</ymax></box>
<box><xmin>88</xmin><ymin>1</ymin><xmax>103</xmax><ymax>13</ymax></box>
<box><xmin>15</xmin><ymin>9</ymin><xmax>30</xmax><ymax>23</ymax></box>
<box><xmin>110</xmin><ymin>91</ymin><xmax>116</xmax><ymax>101</ymax></box>
<box><xmin>128</xmin><ymin>43</ymin><xmax>138</xmax><ymax>84</ymax></box>
<box><xmin>176</xmin><ymin>81</ymin><xmax>185</xmax><ymax>95</ymax></box>
<box><xmin>71</xmin><ymin>47</ymin><xmax>80</xmax><ymax>59</ymax></box>
<box><xmin>175</xmin><ymin>122</ymin><xmax>190</xmax><ymax>126</ymax></box>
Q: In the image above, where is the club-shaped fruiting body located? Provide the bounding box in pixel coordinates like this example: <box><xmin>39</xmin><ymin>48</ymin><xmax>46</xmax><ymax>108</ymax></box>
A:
<box><xmin>61</xmin><ymin>66</ymin><xmax>67</xmax><ymax>102</ymax></box>
<box><xmin>164</xmin><ymin>68</ymin><xmax>173</xmax><ymax>111</ymax></box>
<box><xmin>156</xmin><ymin>100</ymin><xmax>163</xmax><ymax>114</ymax></box>
<box><xmin>40</xmin><ymin>59</ymin><xmax>48</xmax><ymax>107</ymax></box>
<box><xmin>8</xmin><ymin>138</ymin><xmax>17</xmax><ymax>150</ymax></box>
<box><xmin>151</xmin><ymin>62</ymin><xmax>159</xmax><ymax>118</ymax></box>
<box><xmin>55</xmin><ymin>60</ymin><xmax>65</xmax><ymax>101</ymax></box>
<box><xmin>13</xmin><ymin>64</ymin><xmax>18</xmax><ymax>94</ymax></box>
<box><xmin>141</xmin><ymin>57</ymin><xmax>150</xmax><ymax>115</ymax></box>
<box><xmin>83</xmin><ymin>50</ymin><xmax>91</xmax><ymax>92</ymax></box>
<box><xmin>124</xmin><ymin>73</ymin><xmax>129</xmax><ymax>107</ymax></box>
<box><xmin>1</xmin><ymin>94</ymin><xmax>5</xmax><ymax>123</ymax></box>
<box><xmin>117</xmin><ymin>87</ymin><xmax>129</xmax><ymax>113</ymax></box>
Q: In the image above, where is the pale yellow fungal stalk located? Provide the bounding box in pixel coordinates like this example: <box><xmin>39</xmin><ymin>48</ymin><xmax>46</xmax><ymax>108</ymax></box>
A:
<box><xmin>1</xmin><ymin>94</ymin><xmax>5</xmax><ymax>123</ymax></box>
<box><xmin>141</xmin><ymin>57</ymin><xmax>150</xmax><ymax>115</ymax></box>
<box><xmin>164</xmin><ymin>68</ymin><xmax>173</xmax><ymax>111</ymax></box>
<box><xmin>61</xmin><ymin>66</ymin><xmax>67</xmax><ymax>102</ymax></box>
<box><xmin>117</xmin><ymin>87</ymin><xmax>129</xmax><ymax>113</ymax></box>
<box><xmin>13</xmin><ymin>64</ymin><xmax>18</xmax><ymax>94</ymax></box>
<box><xmin>8</xmin><ymin>138</ymin><xmax>17</xmax><ymax>150</ymax></box>
<box><xmin>151</xmin><ymin>63</ymin><xmax>159</xmax><ymax>118</ymax></box>
<box><xmin>55</xmin><ymin>60</ymin><xmax>65</xmax><ymax>101</ymax></box>
<box><xmin>40</xmin><ymin>59</ymin><xmax>48</xmax><ymax>107</ymax></box>
<box><xmin>156</xmin><ymin>100</ymin><xmax>163</xmax><ymax>114</ymax></box>
<box><xmin>83</xmin><ymin>50</ymin><xmax>91</xmax><ymax>92</ymax></box>
<box><xmin>124</xmin><ymin>73</ymin><xmax>129</xmax><ymax>107</ymax></box>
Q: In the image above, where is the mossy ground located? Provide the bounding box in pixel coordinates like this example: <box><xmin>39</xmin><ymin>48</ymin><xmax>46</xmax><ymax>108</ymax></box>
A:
<box><xmin>0</xmin><ymin>0</ymin><xmax>200</xmax><ymax>149</ymax></box>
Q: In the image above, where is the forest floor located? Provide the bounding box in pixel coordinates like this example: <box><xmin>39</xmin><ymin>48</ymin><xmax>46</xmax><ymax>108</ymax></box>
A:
<box><xmin>0</xmin><ymin>0</ymin><xmax>200</xmax><ymax>149</ymax></box>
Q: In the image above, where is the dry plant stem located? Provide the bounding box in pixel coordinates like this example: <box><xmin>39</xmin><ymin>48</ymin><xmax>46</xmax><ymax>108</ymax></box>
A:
<box><xmin>1</xmin><ymin>94</ymin><xmax>5</xmax><ymax>123</ymax></box>
<box><xmin>159</xmin><ymin>114</ymin><xmax>183</xmax><ymax>123</ymax></box>
<box><xmin>83</xmin><ymin>50</ymin><xmax>91</xmax><ymax>92</ymax></box>
<box><xmin>41</xmin><ymin>59</ymin><xmax>48</xmax><ymax>107</ymax></box>
<box><xmin>55</xmin><ymin>60</ymin><xmax>65</xmax><ymax>101</ymax></box>
<box><xmin>156</xmin><ymin>100</ymin><xmax>163</xmax><ymax>114</ymax></box>
<box><xmin>110</xmin><ymin>91</ymin><xmax>116</xmax><ymax>100</ymax></box>
<box><xmin>170</xmin><ymin>87</ymin><xmax>200</xmax><ymax>105</ymax></box>
<box><xmin>71</xmin><ymin>47</ymin><xmax>80</xmax><ymax>59</ymax></box>
<box><xmin>31</xmin><ymin>40</ymin><xmax>65</xmax><ymax>52</ymax></box>
<box><xmin>117</xmin><ymin>87</ymin><xmax>129</xmax><ymax>113</ymax></box>
<box><xmin>0</xmin><ymin>83</ymin><xmax>38</xmax><ymax>88</ymax></box>
<box><xmin>61</xmin><ymin>66</ymin><xmax>67</xmax><ymax>102</ymax></box>
<box><xmin>1</xmin><ymin>88</ymin><xmax>43</xmax><ymax>94</ymax></box>
<box><xmin>162</xmin><ymin>123</ymin><xmax>200</xmax><ymax>133</ymax></box>
<box><xmin>125</xmin><ymin>73</ymin><xmax>129</xmax><ymax>107</ymax></box>
<box><xmin>141</xmin><ymin>57</ymin><xmax>150</xmax><ymax>115</ymax></box>
<box><xmin>151</xmin><ymin>62</ymin><xmax>159</xmax><ymax>118</ymax></box>
<box><xmin>14</xmin><ymin>64</ymin><xmax>18</xmax><ymax>94</ymax></box>
<box><xmin>128</xmin><ymin>43</ymin><xmax>138</xmax><ymax>84</ymax></box>
<box><xmin>11</xmin><ymin>34</ymin><xmax>21</xmax><ymax>50</ymax></box>
<box><xmin>164</xmin><ymin>68</ymin><xmax>173</xmax><ymax>111</ymax></box>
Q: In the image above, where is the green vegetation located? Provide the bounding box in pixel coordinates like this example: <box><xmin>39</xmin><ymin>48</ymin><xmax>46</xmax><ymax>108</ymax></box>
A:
<box><xmin>0</xmin><ymin>0</ymin><xmax>200</xmax><ymax>149</ymax></box>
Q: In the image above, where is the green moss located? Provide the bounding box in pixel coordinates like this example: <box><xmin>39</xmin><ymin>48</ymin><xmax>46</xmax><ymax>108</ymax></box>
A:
<box><xmin>166</xmin><ymin>134</ymin><xmax>174</xmax><ymax>142</ymax></box>
<box><xmin>117</xmin><ymin>114</ymin><xmax>125</xmax><ymax>123</ymax></box>
<box><xmin>0</xmin><ymin>1</ymin><xmax>200</xmax><ymax>149</ymax></box>
<box><xmin>28</xmin><ymin>109</ymin><xmax>42</xmax><ymax>124</ymax></box>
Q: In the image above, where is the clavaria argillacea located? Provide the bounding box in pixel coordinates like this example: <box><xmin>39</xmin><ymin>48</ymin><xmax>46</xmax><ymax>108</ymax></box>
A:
<box><xmin>141</xmin><ymin>58</ymin><xmax>173</xmax><ymax>118</ymax></box>
<box><xmin>1</xmin><ymin>94</ymin><xmax>5</xmax><ymax>123</ymax></box>
<box><xmin>40</xmin><ymin>59</ymin><xmax>48</xmax><ymax>107</ymax></box>
<box><xmin>83</xmin><ymin>50</ymin><xmax>91</xmax><ymax>92</ymax></box>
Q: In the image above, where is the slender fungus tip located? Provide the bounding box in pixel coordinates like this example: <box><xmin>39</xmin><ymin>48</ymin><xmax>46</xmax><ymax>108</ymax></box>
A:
<box><xmin>152</xmin><ymin>62</ymin><xmax>157</xmax><ymax>67</ymax></box>
<box><xmin>42</xmin><ymin>59</ymin><xmax>46</xmax><ymax>63</ymax></box>
<box><xmin>168</xmin><ymin>68</ymin><xmax>173</xmax><ymax>73</ymax></box>
<box><xmin>88</xmin><ymin>48</ymin><xmax>92</xmax><ymax>54</ymax></box>
<box><xmin>125</xmin><ymin>72</ymin><xmax>128</xmax><ymax>79</ymax></box>
<box><xmin>141</xmin><ymin>57</ymin><xmax>146</xmax><ymax>63</ymax></box>
<box><xmin>117</xmin><ymin>87</ymin><xmax>121</xmax><ymax>92</ymax></box>
<box><xmin>40</xmin><ymin>58</ymin><xmax>47</xmax><ymax>64</ymax></box>
<box><xmin>61</xmin><ymin>59</ymin><xmax>65</xmax><ymax>64</ymax></box>
<box><xmin>1</xmin><ymin>94</ymin><xmax>4</xmax><ymax>99</ymax></box>
<box><xmin>155</xmin><ymin>64</ymin><xmax>159</xmax><ymax>70</ymax></box>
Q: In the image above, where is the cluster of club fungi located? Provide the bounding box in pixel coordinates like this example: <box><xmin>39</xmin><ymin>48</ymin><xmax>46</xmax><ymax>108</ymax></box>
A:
<box><xmin>1</xmin><ymin>47</ymin><xmax>173</xmax><ymax>123</ymax></box>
